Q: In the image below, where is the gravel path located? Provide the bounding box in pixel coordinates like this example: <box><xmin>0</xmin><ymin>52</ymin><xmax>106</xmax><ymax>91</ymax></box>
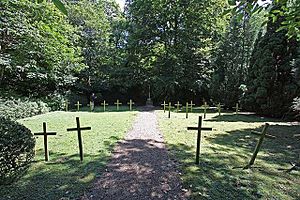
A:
<box><xmin>85</xmin><ymin>108</ymin><xmax>188</xmax><ymax>200</ymax></box>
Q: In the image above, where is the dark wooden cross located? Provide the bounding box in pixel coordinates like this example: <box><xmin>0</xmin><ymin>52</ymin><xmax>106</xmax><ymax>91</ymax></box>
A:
<box><xmin>190</xmin><ymin>101</ymin><xmax>196</xmax><ymax>112</ymax></box>
<box><xmin>34</xmin><ymin>122</ymin><xmax>57</xmax><ymax>161</ymax></box>
<box><xmin>67</xmin><ymin>117</ymin><xmax>91</xmax><ymax>161</ymax></box>
<box><xmin>127</xmin><ymin>99</ymin><xmax>135</xmax><ymax>111</ymax></box>
<box><xmin>167</xmin><ymin>102</ymin><xmax>174</xmax><ymax>118</ymax></box>
<box><xmin>161</xmin><ymin>101</ymin><xmax>167</xmax><ymax>113</ymax></box>
<box><xmin>101</xmin><ymin>100</ymin><xmax>108</xmax><ymax>112</ymax></box>
<box><xmin>185</xmin><ymin>102</ymin><xmax>189</xmax><ymax>119</ymax></box>
<box><xmin>114</xmin><ymin>99</ymin><xmax>122</xmax><ymax>111</ymax></box>
<box><xmin>187</xmin><ymin>116</ymin><xmax>213</xmax><ymax>164</ymax></box>
<box><xmin>244</xmin><ymin>123</ymin><xmax>269</xmax><ymax>169</ymax></box>
<box><xmin>64</xmin><ymin>101</ymin><xmax>70</xmax><ymax>111</ymax></box>
<box><xmin>75</xmin><ymin>101</ymin><xmax>82</xmax><ymax>112</ymax></box>
<box><xmin>174</xmin><ymin>101</ymin><xmax>182</xmax><ymax>112</ymax></box>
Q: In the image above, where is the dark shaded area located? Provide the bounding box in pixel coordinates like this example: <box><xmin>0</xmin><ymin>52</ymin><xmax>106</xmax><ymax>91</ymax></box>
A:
<box><xmin>207</xmin><ymin>113</ymin><xmax>282</xmax><ymax>123</ymax></box>
<box><xmin>86</xmin><ymin>139</ymin><xmax>187</xmax><ymax>200</ymax></box>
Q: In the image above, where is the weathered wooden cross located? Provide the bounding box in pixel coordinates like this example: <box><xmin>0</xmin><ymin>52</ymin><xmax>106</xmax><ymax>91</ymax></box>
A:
<box><xmin>174</xmin><ymin>101</ymin><xmax>182</xmax><ymax>112</ymax></box>
<box><xmin>64</xmin><ymin>101</ymin><xmax>70</xmax><ymax>111</ymax></box>
<box><xmin>101</xmin><ymin>100</ymin><xmax>108</xmax><ymax>112</ymax></box>
<box><xmin>244</xmin><ymin>123</ymin><xmax>269</xmax><ymax>169</ymax></box>
<box><xmin>187</xmin><ymin>116</ymin><xmax>213</xmax><ymax>164</ymax></box>
<box><xmin>127</xmin><ymin>99</ymin><xmax>135</xmax><ymax>111</ymax></box>
<box><xmin>203</xmin><ymin>102</ymin><xmax>209</xmax><ymax>119</ymax></box>
<box><xmin>87</xmin><ymin>101</ymin><xmax>93</xmax><ymax>112</ymax></box>
<box><xmin>167</xmin><ymin>102</ymin><xmax>174</xmax><ymax>118</ymax></box>
<box><xmin>217</xmin><ymin>103</ymin><xmax>221</xmax><ymax>117</ymax></box>
<box><xmin>185</xmin><ymin>102</ymin><xmax>189</xmax><ymax>119</ymax></box>
<box><xmin>161</xmin><ymin>101</ymin><xmax>167</xmax><ymax>113</ymax></box>
<box><xmin>236</xmin><ymin>103</ymin><xmax>239</xmax><ymax>115</ymax></box>
<box><xmin>34</xmin><ymin>122</ymin><xmax>57</xmax><ymax>161</ymax></box>
<box><xmin>190</xmin><ymin>101</ymin><xmax>196</xmax><ymax>112</ymax></box>
<box><xmin>67</xmin><ymin>117</ymin><xmax>91</xmax><ymax>161</ymax></box>
<box><xmin>75</xmin><ymin>101</ymin><xmax>82</xmax><ymax>112</ymax></box>
<box><xmin>114</xmin><ymin>99</ymin><xmax>122</xmax><ymax>111</ymax></box>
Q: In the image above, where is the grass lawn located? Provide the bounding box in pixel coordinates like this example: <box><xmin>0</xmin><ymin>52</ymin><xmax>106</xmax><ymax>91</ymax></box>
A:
<box><xmin>157</xmin><ymin>109</ymin><xmax>300</xmax><ymax>200</ymax></box>
<box><xmin>0</xmin><ymin>107</ymin><xmax>137</xmax><ymax>200</ymax></box>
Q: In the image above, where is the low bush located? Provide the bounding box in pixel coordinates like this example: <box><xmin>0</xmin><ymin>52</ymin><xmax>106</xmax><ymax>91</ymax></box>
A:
<box><xmin>0</xmin><ymin>117</ymin><xmax>35</xmax><ymax>185</ymax></box>
<box><xmin>0</xmin><ymin>97</ymin><xmax>50</xmax><ymax>120</ymax></box>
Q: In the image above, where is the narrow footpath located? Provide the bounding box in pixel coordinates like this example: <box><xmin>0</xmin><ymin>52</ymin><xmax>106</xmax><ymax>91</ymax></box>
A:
<box><xmin>85</xmin><ymin>108</ymin><xmax>188</xmax><ymax>200</ymax></box>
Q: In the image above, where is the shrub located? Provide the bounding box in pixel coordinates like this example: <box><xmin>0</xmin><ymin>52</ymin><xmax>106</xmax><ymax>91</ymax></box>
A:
<box><xmin>0</xmin><ymin>97</ymin><xmax>50</xmax><ymax>120</ymax></box>
<box><xmin>0</xmin><ymin>117</ymin><xmax>35</xmax><ymax>185</ymax></box>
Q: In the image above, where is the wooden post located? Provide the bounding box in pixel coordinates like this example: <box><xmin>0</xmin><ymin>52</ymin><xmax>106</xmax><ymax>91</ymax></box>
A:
<box><xmin>127</xmin><ymin>99</ymin><xmax>135</xmax><ymax>111</ymax></box>
<box><xmin>190</xmin><ymin>101</ymin><xmax>195</xmax><ymax>112</ymax></box>
<box><xmin>114</xmin><ymin>99</ymin><xmax>122</xmax><ymax>111</ymax></box>
<box><xmin>87</xmin><ymin>101</ymin><xmax>93</xmax><ymax>112</ymax></box>
<box><xmin>161</xmin><ymin>101</ymin><xmax>167</xmax><ymax>113</ymax></box>
<box><xmin>168</xmin><ymin>102</ymin><xmax>174</xmax><ymax>118</ymax></box>
<box><xmin>64</xmin><ymin>101</ymin><xmax>70</xmax><ymax>111</ymax></box>
<box><xmin>75</xmin><ymin>101</ymin><xmax>82</xmax><ymax>112</ymax></box>
<box><xmin>34</xmin><ymin>122</ymin><xmax>57</xmax><ymax>161</ymax></box>
<box><xmin>187</xmin><ymin>116</ymin><xmax>213</xmax><ymax>164</ymax></box>
<box><xmin>67</xmin><ymin>117</ymin><xmax>91</xmax><ymax>161</ymax></box>
<box><xmin>203</xmin><ymin>102</ymin><xmax>209</xmax><ymax>119</ymax></box>
<box><xmin>174</xmin><ymin>101</ymin><xmax>182</xmax><ymax>112</ymax></box>
<box><xmin>186</xmin><ymin>102</ymin><xmax>189</xmax><ymax>119</ymax></box>
<box><xmin>101</xmin><ymin>100</ymin><xmax>108</xmax><ymax>112</ymax></box>
<box><xmin>244</xmin><ymin>123</ymin><xmax>269</xmax><ymax>168</ymax></box>
<box><xmin>218</xmin><ymin>103</ymin><xmax>221</xmax><ymax>117</ymax></box>
<box><xmin>236</xmin><ymin>103</ymin><xmax>239</xmax><ymax>115</ymax></box>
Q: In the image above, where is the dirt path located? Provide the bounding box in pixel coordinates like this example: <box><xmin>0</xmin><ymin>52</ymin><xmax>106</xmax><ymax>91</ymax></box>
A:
<box><xmin>84</xmin><ymin>109</ymin><xmax>188</xmax><ymax>200</ymax></box>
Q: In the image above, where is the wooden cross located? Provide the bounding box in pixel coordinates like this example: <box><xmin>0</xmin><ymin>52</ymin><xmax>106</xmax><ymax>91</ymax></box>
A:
<box><xmin>114</xmin><ymin>99</ymin><xmax>122</xmax><ymax>111</ymax></box>
<box><xmin>127</xmin><ymin>99</ymin><xmax>135</xmax><ymax>111</ymax></box>
<box><xmin>244</xmin><ymin>123</ymin><xmax>269</xmax><ymax>169</ymax></box>
<box><xmin>75</xmin><ymin>101</ymin><xmax>82</xmax><ymax>112</ymax></box>
<box><xmin>101</xmin><ymin>100</ymin><xmax>108</xmax><ymax>112</ymax></box>
<box><xmin>217</xmin><ymin>103</ymin><xmax>221</xmax><ymax>117</ymax></box>
<box><xmin>203</xmin><ymin>102</ymin><xmax>209</xmax><ymax>119</ymax></box>
<box><xmin>236</xmin><ymin>103</ymin><xmax>239</xmax><ymax>115</ymax></box>
<box><xmin>187</xmin><ymin>116</ymin><xmax>213</xmax><ymax>164</ymax></box>
<box><xmin>161</xmin><ymin>101</ymin><xmax>167</xmax><ymax>113</ymax></box>
<box><xmin>185</xmin><ymin>102</ymin><xmax>189</xmax><ymax>119</ymax></box>
<box><xmin>67</xmin><ymin>117</ymin><xmax>91</xmax><ymax>161</ymax></box>
<box><xmin>87</xmin><ymin>101</ymin><xmax>93</xmax><ymax>112</ymax></box>
<box><xmin>174</xmin><ymin>101</ymin><xmax>182</xmax><ymax>112</ymax></box>
<box><xmin>64</xmin><ymin>101</ymin><xmax>70</xmax><ymax>111</ymax></box>
<box><xmin>167</xmin><ymin>102</ymin><xmax>174</xmax><ymax>118</ymax></box>
<box><xmin>190</xmin><ymin>101</ymin><xmax>196</xmax><ymax>112</ymax></box>
<box><xmin>34</xmin><ymin>122</ymin><xmax>57</xmax><ymax>161</ymax></box>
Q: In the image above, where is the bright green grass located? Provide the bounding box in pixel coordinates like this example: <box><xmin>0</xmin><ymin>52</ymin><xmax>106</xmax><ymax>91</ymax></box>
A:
<box><xmin>157</xmin><ymin>110</ymin><xmax>300</xmax><ymax>200</ymax></box>
<box><xmin>0</xmin><ymin>109</ymin><xmax>137</xmax><ymax>200</ymax></box>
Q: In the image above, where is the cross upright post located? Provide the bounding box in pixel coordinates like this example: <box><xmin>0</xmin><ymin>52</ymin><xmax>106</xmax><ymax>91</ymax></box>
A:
<box><xmin>67</xmin><ymin>117</ymin><xmax>91</xmax><ymax>161</ymax></box>
<box><xmin>34</xmin><ymin>122</ymin><xmax>57</xmax><ymax>161</ymax></box>
<box><xmin>168</xmin><ymin>102</ymin><xmax>174</xmax><ymax>118</ymax></box>
<box><xmin>161</xmin><ymin>101</ymin><xmax>167</xmax><ymax>113</ymax></box>
<box><xmin>174</xmin><ymin>101</ymin><xmax>182</xmax><ymax>112</ymax></box>
<box><xmin>101</xmin><ymin>100</ymin><xmax>109</xmax><ymax>112</ymax></box>
<box><xmin>114</xmin><ymin>99</ymin><xmax>122</xmax><ymax>111</ymax></box>
<box><xmin>217</xmin><ymin>103</ymin><xmax>221</xmax><ymax>117</ymax></box>
<box><xmin>127</xmin><ymin>99</ymin><xmax>135</xmax><ymax>111</ymax></box>
<box><xmin>87</xmin><ymin>101</ymin><xmax>93</xmax><ymax>112</ymax></box>
<box><xmin>203</xmin><ymin>102</ymin><xmax>209</xmax><ymax>119</ymax></box>
<box><xmin>75</xmin><ymin>101</ymin><xmax>82</xmax><ymax>112</ymax></box>
<box><xmin>236</xmin><ymin>103</ymin><xmax>239</xmax><ymax>115</ymax></box>
<box><xmin>64</xmin><ymin>101</ymin><xmax>70</xmax><ymax>111</ymax></box>
<box><xmin>190</xmin><ymin>101</ymin><xmax>196</xmax><ymax>112</ymax></box>
<box><xmin>186</xmin><ymin>102</ymin><xmax>189</xmax><ymax>119</ymax></box>
<box><xmin>187</xmin><ymin>116</ymin><xmax>213</xmax><ymax>164</ymax></box>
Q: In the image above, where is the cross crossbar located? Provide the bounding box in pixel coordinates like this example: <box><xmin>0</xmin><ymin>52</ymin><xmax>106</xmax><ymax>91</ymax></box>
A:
<box><xmin>187</xmin><ymin>127</ymin><xmax>212</xmax><ymax>131</ymax></box>
<box><xmin>67</xmin><ymin>127</ymin><xmax>91</xmax><ymax>131</ymax></box>
<box><xmin>34</xmin><ymin>132</ymin><xmax>57</xmax><ymax>136</ymax></box>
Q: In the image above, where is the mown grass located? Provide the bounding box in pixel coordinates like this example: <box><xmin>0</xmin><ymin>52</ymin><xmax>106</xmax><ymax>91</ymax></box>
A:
<box><xmin>0</xmin><ymin>108</ymin><xmax>137</xmax><ymax>200</ymax></box>
<box><xmin>157</xmin><ymin>109</ymin><xmax>300</xmax><ymax>200</ymax></box>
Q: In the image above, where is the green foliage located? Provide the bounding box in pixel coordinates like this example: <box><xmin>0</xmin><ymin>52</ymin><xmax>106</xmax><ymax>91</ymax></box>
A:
<box><xmin>0</xmin><ymin>97</ymin><xmax>50</xmax><ymax>120</ymax></box>
<box><xmin>0</xmin><ymin>0</ymin><xmax>85</xmax><ymax>98</ymax></box>
<box><xmin>0</xmin><ymin>117</ymin><xmax>35</xmax><ymax>185</ymax></box>
<box><xmin>243</xmin><ymin>3</ymin><xmax>300</xmax><ymax>117</ymax></box>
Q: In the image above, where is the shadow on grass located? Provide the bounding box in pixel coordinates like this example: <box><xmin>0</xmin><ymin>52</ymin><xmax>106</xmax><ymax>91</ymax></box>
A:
<box><xmin>0</xmin><ymin>136</ymin><xmax>121</xmax><ymax>200</ymax></box>
<box><xmin>207</xmin><ymin>113</ymin><xmax>282</xmax><ymax>123</ymax></box>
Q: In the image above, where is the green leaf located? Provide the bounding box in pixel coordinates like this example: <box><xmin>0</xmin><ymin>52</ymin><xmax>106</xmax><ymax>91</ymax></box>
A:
<box><xmin>52</xmin><ymin>0</ymin><xmax>68</xmax><ymax>15</ymax></box>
